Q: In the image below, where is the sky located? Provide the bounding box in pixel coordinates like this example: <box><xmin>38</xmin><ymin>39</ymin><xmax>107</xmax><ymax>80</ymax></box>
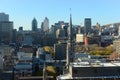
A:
<box><xmin>0</xmin><ymin>0</ymin><xmax>120</xmax><ymax>30</ymax></box>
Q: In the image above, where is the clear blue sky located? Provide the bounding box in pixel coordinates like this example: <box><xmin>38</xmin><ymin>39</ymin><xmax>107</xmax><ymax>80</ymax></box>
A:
<box><xmin>0</xmin><ymin>0</ymin><xmax>120</xmax><ymax>30</ymax></box>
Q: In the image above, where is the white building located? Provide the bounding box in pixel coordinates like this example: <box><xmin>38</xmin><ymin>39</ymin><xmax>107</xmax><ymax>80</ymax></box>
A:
<box><xmin>36</xmin><ymin>48</ymin><xmax>44</xmax><ymax>58</ymax></box>
<box><xmin>42</xmin><ymin>17</ymin><xmax>49</xmax><ymax>32</ymax></box>
<box><xmin>113</xmin><ymin>40</ymin><xmax>120</xmax><ymax>54</ymax></box>
<box><xmin>36</xmin><ymin>48</ymin><xmax>53</xmax><ymax>60</ymax></box>
<box><xmin>14</xmin><ymin>52</ymin><xmax>33</xmax><ymax>79</ymax></box>
<box><xmin>0</xmin><ymin>13</ymin><xmax>9</xmax><ymax>21</ymax></box>
<box><xmin>118</xmin><ymin>26</ymin><xmax>120</xmax><ymax>36</ymax></box>
<box><xmin>76</xmin><ymin>34</ymin><xmax>84</xmax><ymax>43</ymax></box>
<box><xmin>17</xmin><ymin>52</ymin><xmax>32</xmax><ymax>62</ymax></box>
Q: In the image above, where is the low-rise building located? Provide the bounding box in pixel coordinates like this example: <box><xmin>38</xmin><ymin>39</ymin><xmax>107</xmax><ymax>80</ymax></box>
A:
<box><xmin>113</xmin><ymin>40</ymin><xmax>120</xmax><ymax>54</ymax></box>
<box><xmin>14</xmin><ymin>62</ymin><xmax>32</xmax><ymax>80</ymax></box>
<box><xmin>17</xmin><ymin>52</ymin><xmax>33</xmax><ymax>62</ymax></box>
<box><xmin>0</xmin><ymin>45</ymin><xmax>14</xmax><ymax>56</ymax></box>
<box><xmin>76</xmin><ymin>34</ymin><xmax>84</xmax><ymax>43</ymax></box>
<box><xmin>57</xmin><ymin>53</ymin><xmax>120</xmax><ymax>80</ymax></box>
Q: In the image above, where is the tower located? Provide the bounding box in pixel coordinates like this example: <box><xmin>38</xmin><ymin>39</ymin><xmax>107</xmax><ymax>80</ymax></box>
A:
<box><xmin>0</xmin><ymin>13</ymin><xmax>9</xmax><ymax>21</ymax></box>
<box><xmin>0</xmin><ymin>13</ymin><xmax>13</xmax><ymax>43</ymax></box>
<box><xmin>43</xmin><ymin>17</ymin><xmax>49</xmax><ymax>32</ymax></box>
<box><xmin>84</xmin><ymin>18</ymin><xmax>91</xmax><ymax>35</ymax></box>
<box><xmin>67</xmin><ymin>9</ymin><xmax>74</xmax><ymax>66</ymax></box>
<box><xmin>32</xmin><ymin>18</ymin><xmax>38</xmax><ymax>31</ymax></box>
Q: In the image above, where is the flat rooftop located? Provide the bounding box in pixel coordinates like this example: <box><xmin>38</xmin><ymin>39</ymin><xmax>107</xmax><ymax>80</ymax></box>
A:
<box><xmin>71</xmin><ymin>61</ymin><xmax>120</xmax><ymax>67</ymax></box>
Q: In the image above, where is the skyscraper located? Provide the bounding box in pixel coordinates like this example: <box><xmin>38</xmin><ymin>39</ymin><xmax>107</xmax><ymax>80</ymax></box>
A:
<box><xmin>0</xmin><ymin>13</ymin><xmax>9</xmax><ymax>21</ymax></box>
<box><xmin>84</xmin><ymin>18</ymin><xmax>91</xmax><ymax>35</ymax></box>
<box><xmin>32</xmin><ymin>18</ymin><xmax>38</xmax><ymax>31</ymax></box>
<box><xmin>0</xmin><ymin>21</ymin><xmax>13</xmax><ymax>43</ymax></box>
<box><xmin>0</xmin><ymin>13</ymin><xmax>13</xmax><ymax>43</ymax></box>
<box><xmin>42</xmin><ymin>17</ymin><xmax>49</xmax><ymax>32</ymax></box>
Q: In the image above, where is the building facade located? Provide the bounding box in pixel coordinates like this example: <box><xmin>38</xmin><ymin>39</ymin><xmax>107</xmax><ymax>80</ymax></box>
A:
<box><xmin>113</xmin><ymin>40</ymin><xmax>120</xmax><ymax>54</ymax></box>
<box><xmin>84</xmin><ymin>18</ymin><xmax>91</xmax><ymax>35</ymax></box>
<box><xmin>76</xmin><ymin>34</ymin><xmax>84</xmax><ymax>43</ymax></box>
<box><xmin>42</xmin><ymin>17</ymin><xmax>49</xmax><ymax>32</ymax></box>
<box><xmin>0</xmin><ymin>13</ymin><xmax>9</xmax><ymax>21</ymax></box>
<box><xmin>32</xmin><ymin>18</ymin><xmax>38</xmax><ymax>31</ymax></box>
<box><xmin>50</xmin><ymin>21</ymin><xmax>69</xmax><ymax>39</ymax></box>
<box><xmin>0</xmin><ymin>21</ymin><xmax>13</xmax><ymax>43</ymax></box>
<box><xmin>54</xmin><ymin>42</ymin><xmax>67</xmax><ymax>60</ymax></box>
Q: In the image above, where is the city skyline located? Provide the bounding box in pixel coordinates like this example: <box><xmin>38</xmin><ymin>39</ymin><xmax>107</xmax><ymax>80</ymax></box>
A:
<box><xmin>0</xmin><ymin>0</ymin><xmax>120</xmax><ymax>30</ymax></box>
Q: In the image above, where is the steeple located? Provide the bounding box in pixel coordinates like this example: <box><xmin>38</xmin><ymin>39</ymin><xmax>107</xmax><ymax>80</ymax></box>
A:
<box><xmin>66</xmin><ymin>8</ymin><xmax>74</xmax><ymax>70</ymax></box>
<box><xmin>69</xmin><ymin>8</ymin><xmax>74</xmax><ymax>62</ymax></box>
<box><xmin>70</xmin><ymin>8</ymin><xmax>73</xmax><ymax>43</ymax></box>
<box><xmin>32</xmin><ymin>17</ymin><xmax>38</xmax><ymax>31</ymax></box>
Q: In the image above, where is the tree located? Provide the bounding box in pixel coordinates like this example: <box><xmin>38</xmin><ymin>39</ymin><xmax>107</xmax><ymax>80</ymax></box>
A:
<box><xmin>44</xmin><ymin>46</ymin><xmax>51</xmax><ymax>53</ymax></box>
<box><xmin>89</xmin><ymin>46</ymin><xmax>114</xmax><ymax>56</ymax></box>
<box><xmin>44</xmin><ymin>46</ymin><xmax>55</xmax><ymax>58</ymax></box>
<box><xmin>46</xmin><ymin>66</ymin><xmax>57</xmax><ymax>76</ymax></box>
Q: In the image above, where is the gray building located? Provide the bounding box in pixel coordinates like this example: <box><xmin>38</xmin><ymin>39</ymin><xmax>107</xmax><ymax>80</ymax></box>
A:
<box><xmin>0</xmin><ymin>53</ymin><xmax>3</xmax><ymax>70</ymax></box>
<box><xmin>19</xmin><ymin>26</ymin><xmax>23</xmax><ymax>31</ymax></box>
<box><xmin>56</xmin><ymin>28</ymin><xmax>65</xmax><ymax>39</ymax></box>
<box><xmin>84</xmin><ymin>18</ymin><xmax>91</xmax><ymax>35</ymax></box>
<box><xmin>0</xmin><ymin>13</ymin><xmax>9</xmax><ymax>21</ymax></box>
<box><xmin>0</xmin><ymin>13</ymin><xmax>13</xmax><ymax>43</ymax></box>
<box><xmin>54</xmin><ymin>42</ymin><xmax>67</xmax><ymax>60</ymax></box>
<box><xmin>42</xmin><ymin>17</ymin><xmax>49</xmax><ymax>32</ymax></box>
<box><xmin>32</xmin><ymin>18</ymin><xmax>38</xmax><ymax>31</ymax></box>
<box><xmin>51</xmin><ymin>21</ymin><xmax>69</xmax><ymax>39</ymax></box>
<box><xmin>0</xmin><ymin>21</ymin><xmax>13</xmax><ymax>43</ymax></box>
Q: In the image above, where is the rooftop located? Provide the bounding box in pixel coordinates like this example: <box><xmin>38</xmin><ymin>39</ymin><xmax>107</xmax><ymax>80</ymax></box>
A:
<box><xmin>71</xmin><ymin>61</ymin><xmax>120</xmax><ymax>67</ymax></box>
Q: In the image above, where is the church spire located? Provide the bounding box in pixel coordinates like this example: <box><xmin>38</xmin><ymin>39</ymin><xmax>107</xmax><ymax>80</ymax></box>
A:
<box><xmin>69</xmin><ymin>8</ymin><xmax>74</xmax><ymax>62</ymax></box>
<box><xmin>66</xmin><ymin>8</ymin><xmax>74</xmax><ymax>68</ymax></box>
<box><xmin>70</xmin><ymin>8</ymin><xmax>73</xmax><ymax>42</ymax></box>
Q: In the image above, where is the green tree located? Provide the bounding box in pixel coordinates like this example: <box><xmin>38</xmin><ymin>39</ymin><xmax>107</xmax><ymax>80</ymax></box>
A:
<box><xmin>46</xmin><ymin>66</ymin><xmax>57</xmax><ymax>76</ymax></box>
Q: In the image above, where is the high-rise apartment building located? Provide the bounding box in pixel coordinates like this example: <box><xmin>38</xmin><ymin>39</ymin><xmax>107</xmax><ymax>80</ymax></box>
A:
<box><xmin>32</xmin><ymin>18</ymin><xmax>38</xmax><ymax>31</ymax></box>
<box><xmin>0</xmin><ymin>21</ymin><xmax>13</xmax><ymax>43</ymax></box>
<box><xmin>0</xmin><ymin>13</ymin><xmax>13</xmax><ymax>43</ymax></box>
<box><xmin>84</xmin><ymin>18</ymin><xmax>91</xmax><ymax>35</ymax></box>
<box><xmin>0</xmin><ymin>13</ymin><xmax>9</xmax><ymax>21</ymax></box>
<box><xmin>51</xmin><ymin>21</ymin><xmax>69</xmax><ymax>38</ymax></box>
<box><xmin>42</xmin><ymin>17</ymin><xmax>49</xmax><ymax>32</ymax></box>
